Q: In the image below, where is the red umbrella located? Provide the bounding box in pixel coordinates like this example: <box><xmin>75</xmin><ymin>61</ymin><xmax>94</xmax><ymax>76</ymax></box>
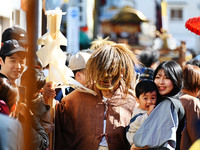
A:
<box><xmin>185</xmin><ymin>16</ymin><xmax>200</xmax><ymax>35</ymax></box>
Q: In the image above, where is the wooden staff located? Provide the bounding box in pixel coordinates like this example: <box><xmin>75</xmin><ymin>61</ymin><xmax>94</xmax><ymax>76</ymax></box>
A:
<box><xmin>48</xmin><ymin>12</ymin><xmax>59</xmax><ymax>150</ymax></box>
<box><xmin>37</xmin><ymin>10</ymin><xmax>65</xmax><ymax>150</ymax></box>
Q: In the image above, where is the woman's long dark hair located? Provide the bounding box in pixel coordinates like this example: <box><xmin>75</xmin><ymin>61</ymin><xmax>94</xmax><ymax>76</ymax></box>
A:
<box><xmin>153</xmin><ymin>61</ymin><xmax>183</xmax><ymax>97</ymax></box>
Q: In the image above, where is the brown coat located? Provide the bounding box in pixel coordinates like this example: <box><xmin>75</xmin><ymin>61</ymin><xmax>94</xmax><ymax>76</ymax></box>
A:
<box><xmin>180</xmin><ymin>93</ymin><xmax>200</xmax><ymax>150</ymax></box>
<box><xmin>54</xmin><ymin>85</ymin><xmax>136</xmax><ymax>150</ymax></box>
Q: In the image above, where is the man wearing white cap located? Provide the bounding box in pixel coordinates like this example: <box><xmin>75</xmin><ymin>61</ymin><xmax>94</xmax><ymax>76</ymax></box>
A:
<box><xmin>68</xmin><ymin>51</ymin><xmax>91</xmax><ymax>85</ymax></box>
<box><xmin>55</xmin><ymin>51</ymin><xmax>91</xmax><ymax>101</ymax></box>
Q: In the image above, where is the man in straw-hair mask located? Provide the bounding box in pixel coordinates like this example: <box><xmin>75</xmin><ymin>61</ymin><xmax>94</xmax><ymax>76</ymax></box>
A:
<box><xmin>52</xmin><ymin>43</ymin><xmax>139</xmax><ymax>150</ymax></box>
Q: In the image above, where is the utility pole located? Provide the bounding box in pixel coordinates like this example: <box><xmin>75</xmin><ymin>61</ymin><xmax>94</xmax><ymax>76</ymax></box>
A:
<box><xmin>155</xmin><ymin>0</ymin><xmax>162</xmax><ymax>31</ymax></box>
<box><xmin>93</xmin><ymin>0</ymin><xmax>100</xmax><ymax>39</ymax></box>
<box><xmin>67</xmin><ymin>0</ymin><xmax>80</xmax><ymax>54</ymax></box>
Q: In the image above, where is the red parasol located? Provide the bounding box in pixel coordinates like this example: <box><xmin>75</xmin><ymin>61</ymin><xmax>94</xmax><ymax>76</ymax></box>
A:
<box><xmin>185</xmin><ymin>16</ymin><xmax>200</xmax><ymax>35</ymax></box>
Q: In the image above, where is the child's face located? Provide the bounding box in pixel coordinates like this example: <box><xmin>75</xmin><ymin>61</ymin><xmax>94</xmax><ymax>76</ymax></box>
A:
<box><xmin>137</xmin><ymin>91</ymin><xmax>157</xmax><ymax>111</ymax></box>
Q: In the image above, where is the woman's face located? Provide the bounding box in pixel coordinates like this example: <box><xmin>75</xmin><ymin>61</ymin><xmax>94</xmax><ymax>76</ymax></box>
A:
<box><xmin>154</xmin><ymin>69</ymin><xmax>174</xmax><ymax>96</ymax></box>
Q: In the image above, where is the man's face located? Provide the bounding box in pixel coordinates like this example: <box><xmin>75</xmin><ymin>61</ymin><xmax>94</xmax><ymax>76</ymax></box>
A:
<box><xmin>0</xmin><ymin>53</ymin><xmax>26</xmax><ymax>82</ymax></box>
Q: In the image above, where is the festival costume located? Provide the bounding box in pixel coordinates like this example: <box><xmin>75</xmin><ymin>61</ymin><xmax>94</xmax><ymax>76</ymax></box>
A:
<box><xmin>55</xmin><ymin>84</ymin><xmax>136</xmax><ymax>150</ymax></box>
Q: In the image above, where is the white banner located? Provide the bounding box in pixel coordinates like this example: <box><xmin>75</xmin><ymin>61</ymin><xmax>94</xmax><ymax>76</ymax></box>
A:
<box><xmin>67</xmin><ymin>7</ymin><xmax>80</xmax><ymax>54</ymax></box>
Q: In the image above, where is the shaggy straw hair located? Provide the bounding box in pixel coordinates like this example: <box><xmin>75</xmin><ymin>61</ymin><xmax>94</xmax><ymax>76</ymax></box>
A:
<box><xmin>90</xmin><ymin>36</ymin><xmax>116</xmax><ymax>50</ymax></box>
<box><xmin>86</xmin><ymin>44</ymin><xmax>138</xmax><ymax>98</ymax></box>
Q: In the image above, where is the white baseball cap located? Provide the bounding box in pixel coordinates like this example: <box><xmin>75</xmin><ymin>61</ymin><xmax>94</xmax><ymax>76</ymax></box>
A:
<box><xmin>68</xmin><ymin>51</ymin><xmax>91</xmax><ymax>71</ymax></box>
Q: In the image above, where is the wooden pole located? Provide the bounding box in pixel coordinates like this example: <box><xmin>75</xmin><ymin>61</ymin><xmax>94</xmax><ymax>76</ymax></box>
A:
<box><xmin>93</xmin><ymin>0</ymin><xmax>100</xmax><ymax>40</ymax></box>
<box><xmin>48</xmin><ymin>12</ymin><xmax>61</xmax><ymax>150</ymax></box>
<box><xmin>26</xmin><ymin>0</ymin><xmax>37</xmax><ymax>150</ymax></box>
<box><xmin>179</xmin><ymin>41</ymin><xmax>186</xmax><ymax>68</ymax></box>
<box><xmin>37</xmin><ymin>10</ymin><xmax>67</xmax><ymax>149</ymax></box>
